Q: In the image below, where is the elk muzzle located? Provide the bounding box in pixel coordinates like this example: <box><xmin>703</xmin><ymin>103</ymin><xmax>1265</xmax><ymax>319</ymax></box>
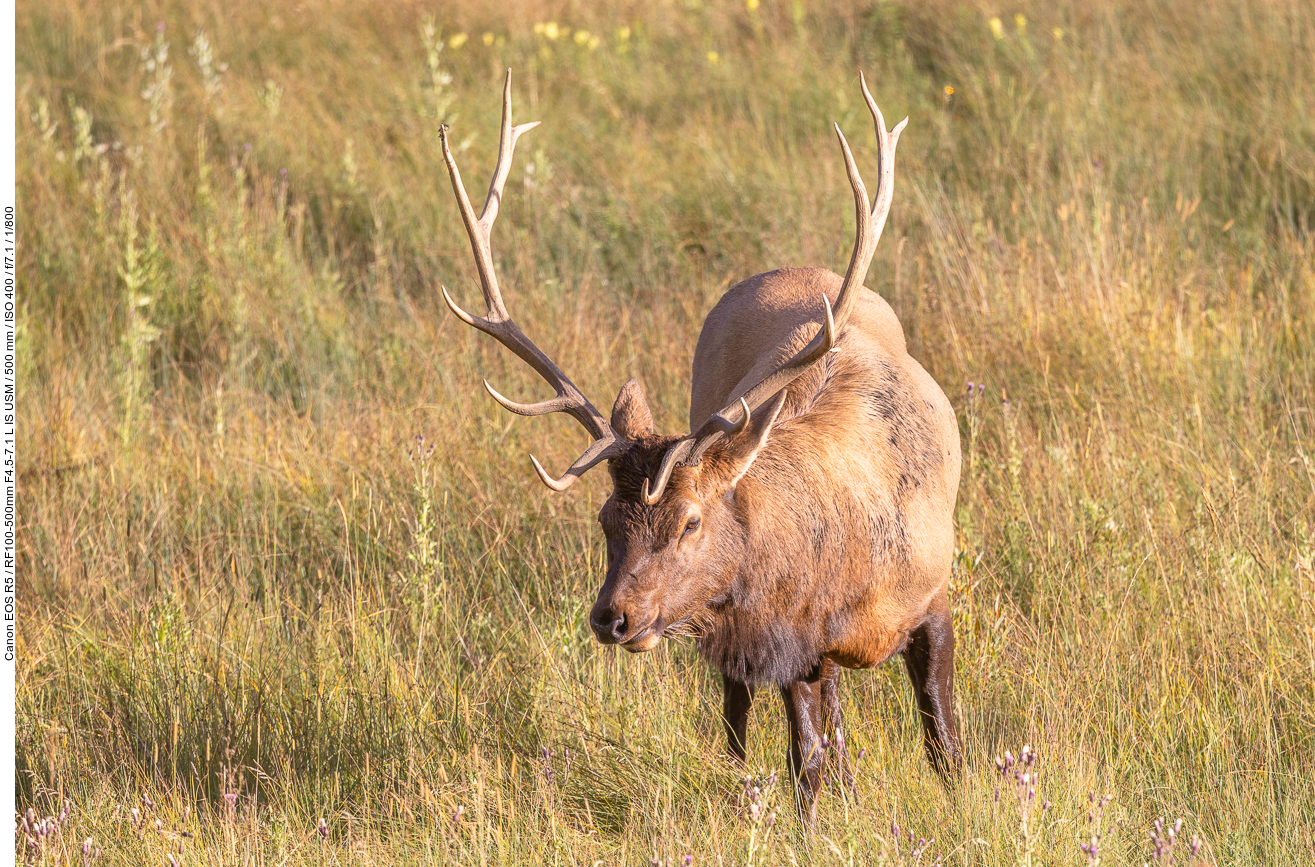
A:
<box><xmin>589</xmin><ymin>594</ymin><xmax>664</xmax><ymax>652</ymax></box>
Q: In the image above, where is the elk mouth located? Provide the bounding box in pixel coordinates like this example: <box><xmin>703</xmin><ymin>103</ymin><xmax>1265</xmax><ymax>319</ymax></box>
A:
<box><xmin>621</xmin><ymin>616</ymin><xmax>665</xmax><ymax>653</ymax></box>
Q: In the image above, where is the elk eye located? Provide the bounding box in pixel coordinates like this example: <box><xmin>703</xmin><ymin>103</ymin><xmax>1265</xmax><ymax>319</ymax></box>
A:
<box><xmin>683</xmin><ymin>515</ymin><xmax>701</xmax><ymax>536</ymax></box>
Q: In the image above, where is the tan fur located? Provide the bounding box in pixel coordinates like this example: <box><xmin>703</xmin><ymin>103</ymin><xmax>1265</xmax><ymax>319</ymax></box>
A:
<box><xmin>587</xmin><ymin>265</ymin><xmax>959</xmax><ymax>693</ymax></box>
<box><xmin>686</xmin><ymin>267</ymin><xmax>960</xmax><ymax>673</ymax></box>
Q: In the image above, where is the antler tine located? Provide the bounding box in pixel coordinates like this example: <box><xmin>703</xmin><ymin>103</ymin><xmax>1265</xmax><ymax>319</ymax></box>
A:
<box><xmin>642</xmin><ymin>440</ymin><xmax>695</xmax><ymax>506</ymax></box>
<box><xmin>832</xmin><ymin>70</ymin><xmax>907</xmax><ymax>324</ymax></box>
<box><xmin>681</xmin><ymin>397</ymin><xmax>752</xmax><ymax>467</ymax></box>
<box><xmin>479</xmin><ymin>73</ymin><xmax>542</xmax><ymax>245</ymax></box>
<box><xmin>530</xmin><ymin>435</ymin><xmax>626</xmax><ymax>492</ymax></box>
<box><xmin>440</xmin><ymin>70</ymin><xmax>541</xmax><ymax>324</ymax></box>
<box><xmin>482</xmin><ymin>380</ymin><xmax>579</xmax><ymax>417</ymax></box>
<box><xmin>706</xmin><ymin>397</ymin><xmax>752</xmax><ymax>437</ymax></box>
<box><xmin>442</xmin><ymin>70</ymin><xmax>627</xmax><ymax>490</ymax></box>
<box><xmin>643</xmin><ymin>73</ymin><xmax>904</xmax><ymax>501</ymax></box>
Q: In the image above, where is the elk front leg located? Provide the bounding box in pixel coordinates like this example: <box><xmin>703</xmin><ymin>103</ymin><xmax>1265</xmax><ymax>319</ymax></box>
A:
<box><xmin>780</xmin><ymin>665</ymin><xmax>826</xmax><ymax>823</ymax></box>
<box><xmin>903</xmin><ymin>594</ymin><xmax>963</xmax><ymax>781</ymax></box>
<box><xmin>819</xmin><ymin>658</ymin><xmax>854</xmax><ymax>791</ymax></box>
<box><xmin>722</xmin><ymin>675</ymin><xmax>755</xmax><ymax>763</ymax></box>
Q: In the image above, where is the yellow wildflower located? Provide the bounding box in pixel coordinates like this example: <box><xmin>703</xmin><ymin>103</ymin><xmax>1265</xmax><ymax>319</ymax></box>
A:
<box><xmin>1052</xmin><ymin>27</ymin><xmax>1065</xmax><ymax>41</ymax></box>
<box><xmin>989</xmin><ymin>17</ymin><xmax>1004</xmax><ymax>40</ymax></box>
<box><xmin>616</xmin><ymin>26</ymin><xmax>631</xmax><ymax>41</ymax></box>
<box><xmin>448</xmin><ymin>32</ymin><xmax>468</xmax><ymax>49</ymax></box>
<box><xmin>706</xmin><ymin>50</ymin><xmax>720</xmax><ymax>64</ymax></box>
<box><xmin>574</xmin><ymin>29</ymin><xmax>590</xmax><ymax>46</ymax></box>
<box><xmin>1014</xmin><ymin>14</ymin><xmax>1027</xmax><ymax>35</ymax></box>
<box><xmin>746</xmin><ymin>0</ymin><xmax>761</xmax><ymax>10</ymax></box>
<box><xmin>482</xmin><ymin>32</ymin><xmax>495</xmax><ymax>46</ymax></box>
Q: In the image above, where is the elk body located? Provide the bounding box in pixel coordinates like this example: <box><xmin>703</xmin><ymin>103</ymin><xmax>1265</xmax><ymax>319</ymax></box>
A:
<box><xmin>440</xmin><ymin>71</ymin><xmax>962</xmax><ymax>819</ymax></box>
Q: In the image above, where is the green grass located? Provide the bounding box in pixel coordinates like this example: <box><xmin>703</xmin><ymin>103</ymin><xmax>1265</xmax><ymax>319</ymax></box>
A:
<box><xmin>16</xmin><ymin>0</ymin><xmax>1315</xmax><ymax>863</ymax></box>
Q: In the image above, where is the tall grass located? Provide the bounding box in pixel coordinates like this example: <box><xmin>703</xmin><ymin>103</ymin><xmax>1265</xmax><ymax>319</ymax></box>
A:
<box><xmin>16</xmin><ymin>0</ymin><xmax>1315</xmax><ymax>863</ymax></box>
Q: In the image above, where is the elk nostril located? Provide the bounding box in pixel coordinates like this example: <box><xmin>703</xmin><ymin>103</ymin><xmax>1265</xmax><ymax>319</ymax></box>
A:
<box><xmin>590</xmin><ymin>609</ymin><xmax>627</xmax><ymax>644</ymax></box>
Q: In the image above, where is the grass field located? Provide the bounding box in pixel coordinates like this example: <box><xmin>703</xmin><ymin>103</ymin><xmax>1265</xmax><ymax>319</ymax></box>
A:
<box><xmin>15</xmin><ymin>0</ymin><xmax>1315</xmax><ymax>862</ymax></box>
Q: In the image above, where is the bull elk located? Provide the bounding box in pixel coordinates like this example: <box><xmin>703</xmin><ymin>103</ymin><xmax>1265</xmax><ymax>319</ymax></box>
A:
<box><xmin>439</xmin><ymin>71</ymin><xmax>962</xmax><ymax>819</ymax></box>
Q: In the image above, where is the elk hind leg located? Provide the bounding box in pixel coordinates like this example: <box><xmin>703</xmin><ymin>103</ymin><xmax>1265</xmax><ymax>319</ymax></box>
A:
<box><xmin>903</xmin><ymin>594</ymin><xmax>963</xmax><ymax>780</ymax></box>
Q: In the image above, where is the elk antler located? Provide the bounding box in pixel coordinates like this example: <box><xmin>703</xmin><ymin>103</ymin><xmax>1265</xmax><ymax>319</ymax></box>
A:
<box><xmin>440</xmin><ymin>70</ymin><xmax>628</xmax><ymax>491</ymax></box>
<box><xmin>643</xmin><ymin>72</ymin><xmax>907</xmax><ymax>504</ymax></box>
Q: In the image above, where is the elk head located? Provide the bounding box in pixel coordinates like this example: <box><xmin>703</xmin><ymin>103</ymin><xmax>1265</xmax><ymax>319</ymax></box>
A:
<box><xmin>441</xmin><ymin>70</ymin><xmax>904</xmax><ymax>653</ymax></box>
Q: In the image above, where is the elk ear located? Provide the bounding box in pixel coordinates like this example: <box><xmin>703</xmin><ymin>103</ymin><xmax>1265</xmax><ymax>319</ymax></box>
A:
<box><xmin>721</xmin><ymin>390</ymin><xmax>788</xmax><ymax>489</ymax></box>
<box><xmin>611</xmin><ymin>378</ymin><xmax>654</xmax><ymax>440</ymax></box>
